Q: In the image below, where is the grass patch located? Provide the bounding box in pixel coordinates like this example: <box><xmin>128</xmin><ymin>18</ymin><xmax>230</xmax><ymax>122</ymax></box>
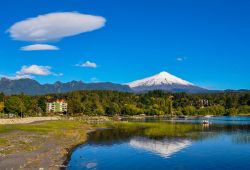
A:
<box><xmin>0</xmin><ymin>138</ymin><xmax>8</xmax><ymax>145</ymax></box>
<box><xmin>0</xmin><ymin>120</ymin><xmax>87</xmax><ymax>134</ymax></box>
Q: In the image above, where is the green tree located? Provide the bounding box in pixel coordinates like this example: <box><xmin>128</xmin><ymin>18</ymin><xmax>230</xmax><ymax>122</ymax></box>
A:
<box><xmin>0</xmin><ymin>92</ymin><xmax>4</xmax><ymax>102</ymax></box>
<box><xmin>0</xmin><ymin>102</ymin><xmax>4</xmax><ymax>113</ymax></box>
<box><xmin>238</xmin><ymin>105</ymin><xmax>250</xmax><ymax>115</ymax></box>
<box><xmin>5</xmin><ymin>96</ymin><xmax>25</xmax><ymax>117</ymax></box>
<box><xmin>226</xmin><ymin>108</ymin><xmax>238</xmax><ymax>116</ymax></box>
<box><xmin>122</xmin><ymin>104</ymin><xmax>143</xmax><ymax>115</ymax></box>
<box><xmin>106</xmin><ymin>103</ymin><xmax>121</xmax><ymax>116</ymax></box>
<box><xmin>239</xmin><ymin>93</ymin><xmax>250</xmax><ymax>106</ymax></box>
<box><xmin>67</xmin><ymin>92</ymin><xmax>83</xmax><ymax>115</ymax></box>
<box><xmin>182</xmin><ymin>106</ymin><xmax>196</xmax><ymax>115</ymax></box>
<box><xmin>38</xmin><ymin>97</ymin><xmax>47</xmax><ymax>113</ymax></box>
<box><xmin>26</xmin><ymin>98</ymin><xmax>40</xmax><ymax>116</ymax></box>
<box><xmin>174</xmin><ymin>107</ymin><xmax>183</xmax><ymax>116</ymax></box>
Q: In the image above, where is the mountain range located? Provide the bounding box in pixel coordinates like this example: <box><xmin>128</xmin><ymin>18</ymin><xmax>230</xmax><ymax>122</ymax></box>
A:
<box><xmin>0</xmin><ymin>71</ymin><xmax>211</xmax><ymax>95</ymax></box>
<box><xmin>0</xmin><ymin>78</ymin><xmax>132</xmax><ymax>95</ymax></box>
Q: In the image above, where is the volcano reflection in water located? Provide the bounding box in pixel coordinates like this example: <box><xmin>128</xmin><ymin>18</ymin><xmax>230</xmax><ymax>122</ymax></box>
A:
<box><xmin>130</xmin><ymin>137</ymin><xmax>192</xmax><ymax>158</ymax></box>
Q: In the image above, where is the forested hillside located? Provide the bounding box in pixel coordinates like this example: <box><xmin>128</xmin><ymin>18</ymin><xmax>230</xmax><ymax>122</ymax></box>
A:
<box><xmin>0</xmin><ymin>90</ymin><xmax>250</xmax><ymax>117</ymax></box>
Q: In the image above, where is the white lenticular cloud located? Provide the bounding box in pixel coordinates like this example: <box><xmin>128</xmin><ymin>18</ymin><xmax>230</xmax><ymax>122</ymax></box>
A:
<box><xmin>17</xmin><ymin>65</ymin><xmax>52</xmax><ymax>76</ymax></box>
<box><xmin>177</xmin><ymin>57</ymin><xmax>183</xmax><ymax>61</ymax></box>
<box><xmin>76</xmin><ymin>61</ymin><xmax>97</xmax><ymax>68</ymax></box>
<box><xmin>20</xmin><ymin>44</ymin><xmax>59</xmax><ymax>51</ymax></box>
<box><xmin>8</xmin><ymin>12</ymin><xmax>106</xmax><ymax>42</ymax></box>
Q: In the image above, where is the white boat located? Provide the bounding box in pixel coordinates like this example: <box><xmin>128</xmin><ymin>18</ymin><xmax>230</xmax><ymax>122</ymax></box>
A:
<box><xmin>202</xmin><ymin>120</ymin><xmax>210</xmax><ymax>124</ymax></box>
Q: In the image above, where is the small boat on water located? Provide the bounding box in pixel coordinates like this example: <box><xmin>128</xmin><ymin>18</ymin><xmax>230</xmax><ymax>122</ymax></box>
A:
<box><xmin>204</xmin><ymin>115</ymin><xmax>212</xmax><ymax>118</ymax></box>
<box><xmin>202</xmin><ymin>120</ymin><xmax>210</xmax><ymax>124</ymax></box>
<box><xmin>178</xmin><ymin>115</ymin><xmax>188</xmax><ymax>119</ymax></box>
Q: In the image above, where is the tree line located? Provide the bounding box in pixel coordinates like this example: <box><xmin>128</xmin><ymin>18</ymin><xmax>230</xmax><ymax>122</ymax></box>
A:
<box><xmin>0</xmin><ymin>90</ymin><xmax>250</xmax><ymax>117</ymax></box>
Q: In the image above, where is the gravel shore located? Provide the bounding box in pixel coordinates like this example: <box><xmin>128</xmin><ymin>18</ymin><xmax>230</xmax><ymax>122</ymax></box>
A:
<box><xmin>0</xmin><ymin>120</ymin><xmax>94</xmax><ymax>169</ymax></box>
<box><xmin>0</xmin><ymin>117</ymin><xmax>60</xmax><ymax>125</ymax></box>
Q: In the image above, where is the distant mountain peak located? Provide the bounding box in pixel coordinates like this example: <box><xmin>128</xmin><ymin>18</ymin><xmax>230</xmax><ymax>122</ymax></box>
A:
<box><xmin>127</xmin><ymin>71</ymin><xmax>207</xmax><ymax>93</ymax></box>
<box><xmin>1</xmin><ymin>77</ymin><xmax>10</xmax><ymax>81</ymax></box>
<box><xmin>128</xmin><ymin>71</ymin><xmax>193</xmax><ymax>88</ymax></box>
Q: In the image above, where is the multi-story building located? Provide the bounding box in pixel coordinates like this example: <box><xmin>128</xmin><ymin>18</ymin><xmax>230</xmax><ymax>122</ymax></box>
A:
<box><xmin>198</xmin><ymin>99</ymin><xmax>209</xmax><ymax>108</ymax></box>
<box><xmin>46</xmin><ymin>99</ymin><xmax>67</xmax><ymax>113</ymax></box>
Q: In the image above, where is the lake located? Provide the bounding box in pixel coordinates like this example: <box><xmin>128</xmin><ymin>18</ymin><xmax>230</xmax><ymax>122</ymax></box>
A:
<box><xmin>67</xmin><ymin>116</ymin><xmax>250</xmax><ymax>170</ymax></box>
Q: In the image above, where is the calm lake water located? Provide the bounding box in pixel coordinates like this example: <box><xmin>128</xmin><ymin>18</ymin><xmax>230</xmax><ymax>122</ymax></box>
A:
<box><xmin>68</xmin><ymin>116</ymin><xmax>250</xmax><ymax>170</ymax></box>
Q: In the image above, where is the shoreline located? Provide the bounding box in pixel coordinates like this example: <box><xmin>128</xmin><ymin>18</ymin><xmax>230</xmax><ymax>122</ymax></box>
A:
<box><xmin>0</xmin><ymin>116</ymin><xmax>61</xmax><ymax>125</ymax></box>
<box><xmin>1</xmin><ymin>114</ymin><xmax>250</xmax><ymax>125</ymax></box>
<box><xmin>62</xmin><ymin>128</ymin><xmax>107</xmax><ymax>168</ymax></box>
<box><xmin>0</xmin><ymin>118</ymin><xmax>110</xmax><ymax>169</ymax></box>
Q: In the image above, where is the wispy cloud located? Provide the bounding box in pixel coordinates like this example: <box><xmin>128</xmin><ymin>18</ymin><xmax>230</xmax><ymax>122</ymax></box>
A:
<box><xmin>76</xmin><ymin>61</ymin><xmax>97</xmax><ymax>68</ymax></box>
<box><xmin>52</xmin><ymin>73</ymin><xmax>63</xmax><ymax>76</ymax></box>
<box><xmin>176</xmin><ymin>57</ymin><xmax>187</xmax><ymax>62</ymax></box>
<box><xmin>20</xmin><ymin>44</ymin><xmax>59</xmax><ymax>51</ymax></box>
<box><xmin>90</xmin><ymin>77</ymin><xmax>99</xmax><ymax>82</ymax></box>
<box><xmin>8</xmin><ymin>12</ymin><xmax>106</xmax><ymax>42</ymax></box>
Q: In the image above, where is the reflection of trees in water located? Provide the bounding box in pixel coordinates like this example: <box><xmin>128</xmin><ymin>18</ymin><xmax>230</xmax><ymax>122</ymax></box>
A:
<box><xmin>88</xmin><ymin>122</ymin><xmax>203</xmax><ymax>145</ymax></box>
<box><xmin>87</xmin><ymin>122</ymin><xmax>250</xmax><ymax>146</ymax></box>
<box><xmin>87</xmin><ymin>128</ymin><xmax>136</xmax><ymax>145</ymax></box>
<box><xmin>194</xmin><ymin>124</ymin><xmax>250</xmax><ymax>143</ymax></box>
<box><xmin>205</xmin><ymin>124</ymin><xmax>250</xmax><ymax>132</ymax></box>
<box><xmin>232</xmin><ymin>133</ymin><xmax>250</xmax><ymax>144</ymax></box>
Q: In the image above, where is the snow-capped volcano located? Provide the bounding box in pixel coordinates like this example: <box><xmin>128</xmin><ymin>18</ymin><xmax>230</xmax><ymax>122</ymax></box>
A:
<box><xmin>127</xmin><ymin>71</ymin><xmax>207</xmax><ymax>93</ymax></box>
<box><xmin>128</xmin><ymin>71</ymin><xmax>193</xmax><ymax>88</ymax></box>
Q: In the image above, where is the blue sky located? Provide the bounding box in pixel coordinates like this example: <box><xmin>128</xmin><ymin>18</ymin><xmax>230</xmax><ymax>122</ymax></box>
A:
<box><xmin>0</xmin><ymin>0</ymin><xmax>250</xmax><ymax>90</ymax></box>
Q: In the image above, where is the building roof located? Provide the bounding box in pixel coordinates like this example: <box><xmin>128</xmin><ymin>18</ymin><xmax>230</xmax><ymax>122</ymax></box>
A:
<box><xmin>47</xmin><ymin>99</ymin><xmax>66</xmax><ymax>103</ymax></box>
